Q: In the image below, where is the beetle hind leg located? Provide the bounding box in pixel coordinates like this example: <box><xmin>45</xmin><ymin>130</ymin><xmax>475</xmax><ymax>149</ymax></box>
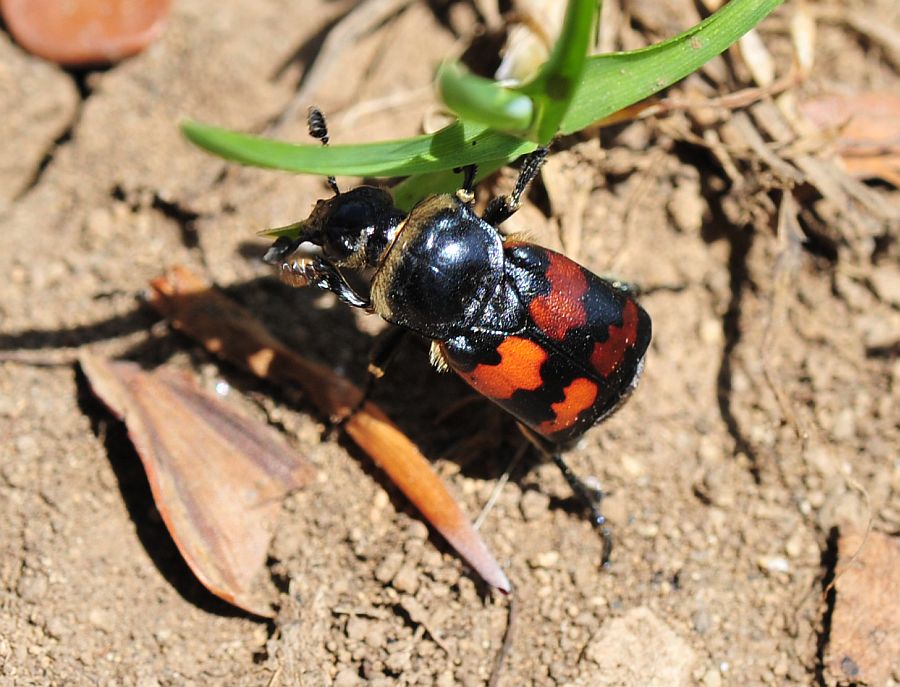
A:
<box><xmin>548</xmin><ymin>451</ymin><xmax>613</xmax><ymax>565</ymax></box>
<box><xmin>518</xmin><ymin>423</ymin><xmax>613</xmax><ymax>565</ymax></box>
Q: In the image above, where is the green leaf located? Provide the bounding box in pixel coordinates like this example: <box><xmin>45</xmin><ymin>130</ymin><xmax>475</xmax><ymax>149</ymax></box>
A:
<box><xmin>561</xmin><ymin>0</ymin><xmax>785</xmax><ymax>133</ymax></box>
<box><xmin>181</xmin><ymin>119</ymin><xmax>534</xmax><ymax>177</ymax></box>
<box><xmin>437</xmin><ymin>61</ymin><xmax>533</xmax><ymax>132</ymax></box>
<box><xmin>516</xmin><ymin>0</ymin><xmax>597</xmax><ymax>143</ymax></box>
<box><xmin>182</xmin><ymin>0</ymin><xmax>782</xmax><ymax>193</ymax></box>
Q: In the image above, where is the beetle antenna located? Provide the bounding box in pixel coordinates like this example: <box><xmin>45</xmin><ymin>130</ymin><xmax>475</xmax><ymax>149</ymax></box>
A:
<box><xmin>308</xmin><ymin>105</ymin><xmax>340</xmax><ymax>196</ymax></box>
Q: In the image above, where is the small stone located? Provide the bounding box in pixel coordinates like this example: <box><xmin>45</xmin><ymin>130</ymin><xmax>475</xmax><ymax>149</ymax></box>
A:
<box><xmin>831</xmin><ymin>408</ymin><xmax>857</xmax><ymax>441</ymax></box>
<box><xmin>345</xmin><ymin>617</ymin><xmax>368</xmax><ymax>642</ymax></box>
<box><xmin>841</xmin><ymin>656</ymin><xmax>860</xmax><ymax>678</ymax></box>
<box><xmin>529</xmin><ymin>550</ymin><xmax>560</xmax><ymax>569</ymax></box>
<box><xmin>14</xmin><ymin>435</ymin><xmax>38</xmax><ymax>458</ymax></box>
<box><xmin>385</xmin><ymin>648</ymin><xmax>412</xmax><ymax>674</ymax></box>
<box><xmin>392</xmin><ymin>566</ymin><xmax>419</xmax><ymax>595</ymax></box>
<box><xmin>784</xmin><ymin>532</ymin><xmax>805</xmax><ymax>558</ymax></box>
<box><xmin>334</xmin><ymin>668</ymin><xmax>361</xmax><ymax>687</ymax></box>
<box><xmin>16</xmin><ymin>571</ymin><xmax>48</xmax><ymax>602</ymax></box>
<box><xmin>364</xmin><ymin>624</ymin><xmax>387</xmax><ymax>649</ymax></box>
<box><xmin>667</xmin><ymin>180</ymin><xmax>705</xmax><ymax>233</ymax></box>
<box><xmin>405</xmin><ymin>520</ymin><xmax>428</xmax><ymax>541</ymax></box>
<box><xmin>700</xmin><ymin>667</ymin><xmax>722</xmax><ymax>687</ymax></box>
<box><xmin>757</xmin><ymin>556</ymin><xmax>791</xmax><ymax>574</ymax></box>
<box><xmin>582</xmin><ymin>607</ymin><xmax>696</xmax><ymax>685</ymax></box>
<box><xmin>374</xmin><ymin>552</ymin><xmax>404</xmax><ymax>584</ymax></box>
<box><xmin>153</xmin><ymin>629</ymin><xmax>172</xmax><ymax>646</ymax></box>
<box><xmin>519</xmin><ymin>489</ymin><xmax>550</xmax><ymax>521</ymax></box>
<box><xmin>870</xmin><ymin>265</ymin><xmax>900</xmax><ymax>306</ymax></box>
<box><xmin>826</xmin><ymin>528</ymin><xmax>900</xmax><ymax>685</ymax></box>
<box><xmin>87</xmin><ymin>608</ymin><xmax>114</xmax><ymax>632</ymax></box>
<box><xmin>692</xmin><ymin>609</ymin><xmax>711</xmax><ymax>635</ymax></box>
<box><xmin>44</xmin><ymin>616</ymin><xmax>69</xmax><ymax>640</ymax></box>
<box><xmin>699</xmin><ymin>319</ymin><xmax>722</xmax><ymax>345</ymax></box>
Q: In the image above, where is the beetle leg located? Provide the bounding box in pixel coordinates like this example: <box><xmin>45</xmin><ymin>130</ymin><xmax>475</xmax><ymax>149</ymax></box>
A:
<box><xmin>356</xmin><ymin>326</ymin><xmax>408</xmax><ymax>408</ymax></box>
<box><xmin>454</xmin><ymin>164</ymin><xmax>478</xmax><ymax>204</ymax></box>
<box><xmin>325</xmin><ymin>326</ymin><xmax>408</xmax><ymax>435</ymax></box>
<box><xmin>518</xmin><ymin>423</ymin><xmax>613</xmax><ymax>565</ymax></box>
<box><xmin>482</xmin><ymin>147</ymin><xmax>549</xmax><ymax>227</ymax></box>
<box><xmin>548</xmin><ymin>451</ymin><xmax>613</xmax><ymax>566</ymax></box>
<box><xmin>279</xmin><ymin>255</ymin><xmax>370</xmax><ymax>309</ymax></box>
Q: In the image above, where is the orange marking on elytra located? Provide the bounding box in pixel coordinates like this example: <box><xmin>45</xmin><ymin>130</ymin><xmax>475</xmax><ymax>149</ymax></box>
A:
<box><xmin>460</xmin><ymin>336</ymin><xmax>547</xmax><ymax>400</ymax></box>
<box><xmin>529</xmin><ymin>252</ymin><xmax>588</xmax><ymax>340</ymax></box>
<box><xmin>591</xmin><ymin>300</ymin><xmax>639</xmax><ymax>377</ymax></box>
<box><xmin>539</xmin><ymin>377</ymin><xmax>598</xmax><ymax>435</ymax></box>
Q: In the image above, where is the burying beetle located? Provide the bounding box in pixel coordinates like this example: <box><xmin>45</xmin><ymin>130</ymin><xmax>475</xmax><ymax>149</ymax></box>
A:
<box><xmin>264</xmin><ymin>107</ymin><xmax>652</xmax><ymax>561</ymax></box>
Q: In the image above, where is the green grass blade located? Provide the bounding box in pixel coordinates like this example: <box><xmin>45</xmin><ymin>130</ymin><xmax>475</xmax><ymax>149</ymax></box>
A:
<box><xmin>437</xmin><ymin>61</ymin><xmax>533</xmax><ymax>132</ymax></box>
<box><xmin>181</xmin><ymin>119</ymin><xmax>534</xmax><ymax>177</ymax></box>
<box><xmin>561</xmin><ymin>0</ymin><xmax>784</xmax><ymax>133</ymax></box>
<box><xmin>517</xmin><ymin>0</ymin><xmax>597</xmax><ymax>143</ymax></box>
<box><xmin>182</xmin><ymin>0</ymin><xmax>780</xmax><ymax>188</ymax></box>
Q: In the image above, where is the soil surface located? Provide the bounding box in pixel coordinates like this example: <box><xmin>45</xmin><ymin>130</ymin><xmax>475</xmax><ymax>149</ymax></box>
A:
<box><xmin>2</xmin><ymin>1</ymin><xmax>898</xmax><ymax>685</ymax></box>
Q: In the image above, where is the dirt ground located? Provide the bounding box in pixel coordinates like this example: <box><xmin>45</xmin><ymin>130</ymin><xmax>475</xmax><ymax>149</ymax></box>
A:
<box><xmin>1</xmin><ymin>1</ymin><xmax>898</xmax><ymax>685</ymax></box>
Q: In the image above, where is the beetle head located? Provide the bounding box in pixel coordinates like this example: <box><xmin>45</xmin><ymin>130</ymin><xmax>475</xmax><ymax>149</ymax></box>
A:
<box><xmin>265</xmin><ymin>186</ymin><xmax>403</xmax><ymax>270</ymax></box>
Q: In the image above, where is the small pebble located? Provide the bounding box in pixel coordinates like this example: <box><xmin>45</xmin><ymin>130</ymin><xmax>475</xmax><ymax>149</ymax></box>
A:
<box><xmin>529</xmin><ymin>550</ymin><xmax>560</xmax><ymax>569</ymax></box>
<box><xmin>16</xmin><ymin>571</ymin><xmax>48</xmax><ymax>602</ymax></box>
<box><xmin>374</xmin><ymin>552</ymin><xmax>404</xmax><ymax>584</ymax></box>
<box><xmin>758</xmin><ymin>556</ymin><xmax>791</xmax><ymax>574</ymax></box>
<box><xmin>392</xmin><ymin>566</ymin><xmax>419</xmax><ymax>595</ymax></box>
<box><xmin>345</xmin><ymin>617</ymin><xmax>368</xmax><ymax>642</ymax></box>
<box><xmin>701</xmin><ymin>667</ymin><xmax>722</xmax><ymax>687</ymax></box>
<box><xmin>333</xmin><ymin>668</ymin><xmax>361</xmax><ymax>687</ymax></box>
<box><xmin>405</xmin><ymin>520</ymin><xmax>428</xmax><ymax>541</ymax></box>
<box><xmin>385</xmin><ymin>648</ymin><xmax>412</xmax><ymax>674</ymax></box>
<box><xmin>519</xmin><ymin>489</ymin><xmax>550</xmax><ymax>521</ymax></box>
<box><xmin>692</xmin><ymin>609</ymin><xmax>711</xmax><ymax>635</ymax></box>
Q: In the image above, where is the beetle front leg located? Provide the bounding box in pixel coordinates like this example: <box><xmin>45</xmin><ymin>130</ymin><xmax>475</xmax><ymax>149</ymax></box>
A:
<box><xmin>482</xmin><ymin>147</ymin><xmax>549</xmax><ymax>227</ymax></box>
<box><xmin>279</xmin><ymin>255</ymin><xmax>370</xmax><ymax>309</ymax></box>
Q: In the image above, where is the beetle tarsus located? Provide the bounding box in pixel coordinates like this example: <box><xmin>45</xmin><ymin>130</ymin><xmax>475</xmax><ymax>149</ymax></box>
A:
<box><xmin>281</xmin><ymin>256</ymin><xmax>370</xmax><ymax>308</ymax></box>
<box><xmin>454</xmin><ymin>164</ymin><xmax>478</xmax><ymax>203</ymax></box>
<box><xmin>263</xmin><ymin>235</ymin><xmax>302</xmax><ymax>265</ymax></box>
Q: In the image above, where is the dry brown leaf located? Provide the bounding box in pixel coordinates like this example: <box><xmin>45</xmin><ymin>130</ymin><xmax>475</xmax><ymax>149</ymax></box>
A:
<box><xmin>799</xmin><ymin>91</ymin><xmax>900</xmax><ymax>186</ymax></box>
<box><xmin>825</xmin><ymin>527</ymin><xmax>900</xmax><ymax>685</ymax></box>
<box><xmin>80</xmin><ymin>354</ymin><xmax>313</xmax><ymax>616</ymax></box>
<box><xmin>146</xmin><ymin>266</ymin><xmax>511</xmax><ymax>593</ymax></box>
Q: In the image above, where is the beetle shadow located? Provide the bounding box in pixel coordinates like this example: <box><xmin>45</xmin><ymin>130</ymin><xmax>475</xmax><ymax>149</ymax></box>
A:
<box><xmin>212</xmin><ymin>269</ymin><xmax>596</xmax><ymax>530</ymax></box>
<box><xmin>6</xmin><ymin>266</ymin><xmax>581</xmax><ymax>601</ymax></box>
